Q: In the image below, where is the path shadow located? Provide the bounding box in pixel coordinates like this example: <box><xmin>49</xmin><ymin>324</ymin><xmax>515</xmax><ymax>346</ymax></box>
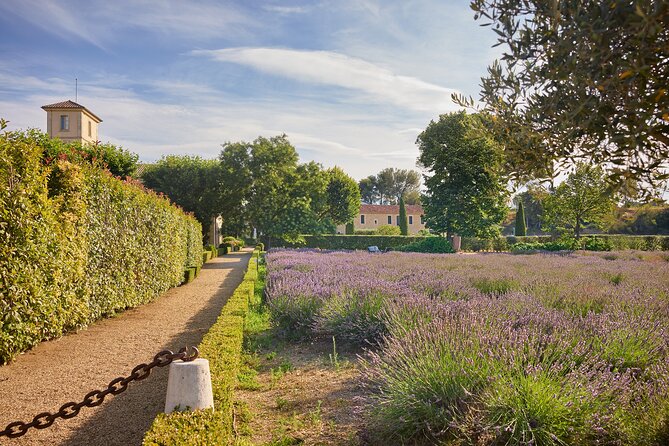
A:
<box><xmin>62</xmin><ymin>252</ymin><xmax>251</xmax><ymax>446</ymax></box>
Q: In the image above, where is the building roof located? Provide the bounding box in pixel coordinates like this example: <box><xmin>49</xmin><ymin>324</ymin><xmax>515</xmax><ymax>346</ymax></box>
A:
<box><xmin>360</xmin><ymin>204</ymin><xmax>424</xmax><ymax>214</ymax></box>
<box><xmin>134</xmin><ymin>163</ymin><xmax>155</xmax><ymax>178</ymax></box>
<box><xmin>41</xmin><ymin>100</ymin><xmax>103</xmax><ymax>123</ymax></box>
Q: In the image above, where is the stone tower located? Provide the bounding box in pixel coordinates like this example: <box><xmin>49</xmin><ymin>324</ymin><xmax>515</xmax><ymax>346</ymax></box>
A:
<box><xmin>41</xmin><ymin>100</ymin><xmax>102</xmax><ymax>145</ymax></box>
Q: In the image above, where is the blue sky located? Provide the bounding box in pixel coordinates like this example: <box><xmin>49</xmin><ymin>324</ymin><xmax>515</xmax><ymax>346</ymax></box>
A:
<box><xmin>0</xmin><ymin>0</ymin><xmax>501</xmax><ymax>180</ymax></box>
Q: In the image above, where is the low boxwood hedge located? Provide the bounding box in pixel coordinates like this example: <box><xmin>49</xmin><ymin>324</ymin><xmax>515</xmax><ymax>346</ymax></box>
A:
<box><xmin>143</xmin><ymin>250</ymin><xmax>259</xmax><ymax>446</ymax></box>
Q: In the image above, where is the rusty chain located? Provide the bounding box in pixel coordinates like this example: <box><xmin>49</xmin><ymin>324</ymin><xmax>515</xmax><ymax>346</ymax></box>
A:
<box><xmin>0</xmin><ymin>346</ymin><xmax>199</xmax><ymax>440</ymax></box>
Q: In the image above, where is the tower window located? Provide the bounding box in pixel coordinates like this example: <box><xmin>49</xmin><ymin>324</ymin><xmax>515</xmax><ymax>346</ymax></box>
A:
<box><xmin>409</xmin><ymin>215</ymin><xmax>413</xmax><ymax>225</ymax></box>
<box><xmin>60</xmin><ymin>115</ymin><xmax>69</xmax><ymax>131</ymax></box>
<box><xmin>88</xmin><ymin>121</ymin><xmax>92</xmax><ymax>137</ymax></box>
<box><xmin>360</xmin><ymin>215</ymin><xmax>365</xmax><ymax>224</ymax></box>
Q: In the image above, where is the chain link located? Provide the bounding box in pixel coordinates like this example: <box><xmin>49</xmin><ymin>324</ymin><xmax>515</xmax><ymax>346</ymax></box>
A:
<box><xmin>0</xmin><ymin>346</ymin><xmax>198</xmax><ymax>439</ymax></box>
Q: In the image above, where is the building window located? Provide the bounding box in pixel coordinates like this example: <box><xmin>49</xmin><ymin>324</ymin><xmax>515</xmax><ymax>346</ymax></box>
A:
<box><xmin>409</xmin><ymin>215</ymin><xmax>413</xmax><ymax>225</ymax></box>
<box><xmin>60</xmin><ymin>115</ymin><xmax>69</xmax><ymax>131</ymax></box>
<box><xmin>360</xmin><ymin>215</ymin><xmax>365</xmax><ymax>224</ymax></box>
<box><xmin>387</xmin><ymin>215</ymin><xmax>392</xmax><ymax>224</ymax></box>
<box><xmin>396</xmin><ymin>215</ymin><xmax>400</xmax><ymax>225</ymax></box>
<box><xmin>420</xmin><ymin>215</ymin><xmax>425</xmax><ymax>224</ymax></box>
<box><xmin>374</xmin><ymin>219</ymin><xmax>378</xmax><ymax>225</ymax></box>
<box><xmin>88</xmin><ymin>121</ymin><xmax>92</xmax><ymax>137</ymax></box>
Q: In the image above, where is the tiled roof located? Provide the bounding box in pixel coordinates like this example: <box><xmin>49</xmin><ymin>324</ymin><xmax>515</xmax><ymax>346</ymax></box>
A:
<box><xmin>360</xmin><ymin>204</ymin><xmax>424</xmax><ymax>214</ymax></box>
<box><xmin>134</xmin><ymin>163</ymin><xmax>155</xmax><ymax>178</ymax></box>
<box><xmin>41</xmin><ymin>100</ymin><xmax>102</xmax><ymax>122</ymax></box>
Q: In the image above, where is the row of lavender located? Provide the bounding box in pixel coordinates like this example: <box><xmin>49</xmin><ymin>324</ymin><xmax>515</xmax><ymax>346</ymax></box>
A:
<box><xmin>265</xmin><ymin>249</ymin><xmax>669</xmax><ymax>445</ymax></box>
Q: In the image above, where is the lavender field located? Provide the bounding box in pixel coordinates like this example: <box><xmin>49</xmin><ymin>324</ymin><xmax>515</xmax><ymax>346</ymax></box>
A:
<box><xmin>265</xmin><ymin>249</ymin><xmax>669</xmax><ymax>445</ymax></box>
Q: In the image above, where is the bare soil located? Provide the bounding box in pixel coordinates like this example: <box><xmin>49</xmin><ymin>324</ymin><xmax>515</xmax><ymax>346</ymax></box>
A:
<box><xmin>235</xmin><ymin>335</ymin><xmax>368</xmax><ymax>446</ymax></box>
<box><xmin>0</xmin><ymin>250</ymin><xmax>252</xmax><ymax>446</ymax></box>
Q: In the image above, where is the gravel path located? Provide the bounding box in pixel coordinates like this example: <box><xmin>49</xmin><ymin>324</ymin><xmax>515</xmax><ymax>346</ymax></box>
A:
<box><xmin>0</xmin><ymin>250</ymin><xmax>252</xmax><ymax>446</ymax></box>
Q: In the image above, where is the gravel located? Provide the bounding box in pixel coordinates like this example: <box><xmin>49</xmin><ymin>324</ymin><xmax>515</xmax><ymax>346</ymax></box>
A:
<box><xmin>0</xmin><ymin>250</ymin><xmax>252</xmax><ymax>446</ymax></box>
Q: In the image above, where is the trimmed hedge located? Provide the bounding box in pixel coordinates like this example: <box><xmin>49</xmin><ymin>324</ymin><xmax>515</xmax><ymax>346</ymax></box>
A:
<box><xmin>462</xmin><ymin>235</ymin><xmax>669</xmax><ymax>252</ymax></box>
<box><xmin>278</xmin><ymin>235</ymin><xmax>427</xmax><ymax>251</ymax></box>
<box><xmin>274</xmin><ymin>234</ymin><xmax>669</xmax><ymax>253</ymax></box>
<box><xmin>143</xmin><ymin>250</ymin><xmax>259</xmax><ymax>446</ymax></box>
<box><xmin>396</xmin><ymin>237</ymin><xmax>454</xmax><ymax>253</ymax></box>
<box><xmin>0</xmin><ymin>129</ymin><xmax>202</xmax><ymax>364</ymax></box>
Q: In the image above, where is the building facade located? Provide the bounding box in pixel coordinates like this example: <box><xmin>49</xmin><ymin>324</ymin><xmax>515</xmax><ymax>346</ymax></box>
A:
<box><xmin>337</xmin><ymin>204</ymin><xmax>426</xmax><ymax>235</ymax></box>
<box><xmin>42</xmin><ymin>100</ymin><xmax>102</xmax><ymax>145</ymax></box>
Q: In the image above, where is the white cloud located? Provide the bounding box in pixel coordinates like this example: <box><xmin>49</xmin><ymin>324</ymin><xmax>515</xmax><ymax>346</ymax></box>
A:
<box><xmin>1</xmin><ymin>69</ymin><xmax>425</xmax><ymax>179</ymax></box>
<box><xmin>262</xmin><ymin>5</ymin><xmax>308</xmax><ymax>14</ymax></box>
<box><xmin>193</xmin><ymin>47</ymin><xmax>461</xmax><ymax>113</ymax></box>
<box><xmin>0</xmin><ymin>0</ymin><xmax>253</xmax><ymax>48</ymax></box>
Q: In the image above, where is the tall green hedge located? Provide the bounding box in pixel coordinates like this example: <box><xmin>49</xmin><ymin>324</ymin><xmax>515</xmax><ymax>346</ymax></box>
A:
<box><xmin>0</xmin><ymin>128</ymin><xmax>202</xmax><ymax>364</ymax></box>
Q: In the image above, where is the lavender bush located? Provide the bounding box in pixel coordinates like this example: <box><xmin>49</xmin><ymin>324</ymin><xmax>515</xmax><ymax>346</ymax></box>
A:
<box><xmin>264</xmin><ymin>249</ymin><xmax>669</xmax><ymax>445</ymax></box>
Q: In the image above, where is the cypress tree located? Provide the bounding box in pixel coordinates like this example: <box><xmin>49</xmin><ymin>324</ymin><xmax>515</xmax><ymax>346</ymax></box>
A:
<box><xmin>399</xmin><ymin>196</ymin><xmax>409</xmax><ymax>235</ymax></box>
<box><xmin>515</xmin><ymin>201</ymin><xmax>527</xmax><ymax>236</ymax></box>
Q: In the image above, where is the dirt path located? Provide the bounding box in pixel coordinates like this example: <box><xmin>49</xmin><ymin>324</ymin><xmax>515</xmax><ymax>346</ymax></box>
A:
<box><xmin>235</xmin><ymin>333</ymin><xmax>367</xmax><ymax>446</ymax></box>
<box><xmin>0</xmin><ymin>250</ymin><xmax>252</xmax><ymax>446</ymax></box>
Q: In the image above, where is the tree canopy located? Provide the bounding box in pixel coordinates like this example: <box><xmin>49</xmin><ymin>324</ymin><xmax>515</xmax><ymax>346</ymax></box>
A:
<box><xmin>141</xmin><ymin>155</ymin><xmax>221</xmax><ymax>235</ymax></box>
<box><xmin>463</xmin><ymin>0</ymin><xmax>669</xmax><ymax>191</ymax></box>
<box><xmin>417</xmin><ymin>111</ymin><xmax>508</xmax><ymax>238</ymax></box>
<box><xmin>542</xmin><ymin>164</ymin><xmax>616</xmax><ymax>238</ymax></box>
<box><xmin>359</xmin><ymin>168</ymin><xmax>421</xmax><ymax>204</ymax></box>
<box><xmin>219</xmin><ymin>135</ymin><xmax>360</xmax><ymax>243</ymax></box>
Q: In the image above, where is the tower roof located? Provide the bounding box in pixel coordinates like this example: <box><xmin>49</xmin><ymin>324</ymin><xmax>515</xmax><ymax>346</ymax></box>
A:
<box><xmin>41</xmin><ymin>100</ymin><xmax>102</xmax><ymax>122</ymax></box>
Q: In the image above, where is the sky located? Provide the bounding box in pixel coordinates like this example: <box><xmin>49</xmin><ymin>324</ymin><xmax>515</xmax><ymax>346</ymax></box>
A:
<box><xmin>0</xmin><ymin>0</ymin><xmax>502</xmax><ymax>180</ymax></box>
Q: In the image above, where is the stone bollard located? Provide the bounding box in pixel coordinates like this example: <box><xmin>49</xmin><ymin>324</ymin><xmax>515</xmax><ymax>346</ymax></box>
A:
<box><xmin>164</xmin><ymin>358</ymin><xmax>214</xmax><ymax>413</ymax></box>
<box><xmin>452</xmin><ymin>235</ymin><xmax>462</xmax><ymax>252</ymax></box>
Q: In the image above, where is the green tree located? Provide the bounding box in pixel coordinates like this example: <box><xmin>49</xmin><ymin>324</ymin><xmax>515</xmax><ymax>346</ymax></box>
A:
<box><xmin>219</xmin><ymin>136</ymin><xmax>360</xmax><ymax>243</ymax></box>
<box><xmin>462</xmin><ymin>1</ymin><xmax>669</xmax><ymax>190</ymax></box>
<box><xmin>399</xmin><ymin>196</ymin><xmax>409</xmax><ymax>235</ymax></box>
<box><xmin>359</xmin><ymin>176</ymin><xmax>378</xmax><ymax>204</ymax></box>
<box><xmin>371</xmin><ymin>168</ymin><xmax>421</xmax><ymax>204</ymax></box>
<box><xmin>403</xmin><ymin>189</ymin><xmax>422</xmax><ymax>205</ymax></box>
<box><xmin>542</xmin><ymin>164</ymin><xmax>616</xmax><ymax>238</ymax></box>
<box><xmin>513</xmin><ymin>184</ymin><xmax>549</xmax><ymax>234</ymax></box>
<box><xmin>218</xmin><ymin>141</ymin><xmax>253</xmax><ymax>235</ymax></box>
<box><xmin>323</xmin><ymin>166</ymin><xmax>361</xmax><ymax>226</ymax></box>
<box><xmin>417</xmin><ymin>111</ymin><xmax>508</xmax><ymax>238</ymax></box>
<box><xmin>515</xmin><ymin>201</ymin><xmax>527</xmax><ymax>236</ymax></box>
<box><xmin>141</xmin><ymin>155</ymin><xmax>221</xmax><ymax>237</ymax></box>
<box><xmin>345</xmin><ymin>222</ymin><xmax>354</xmax><ymax>234</ymax></box>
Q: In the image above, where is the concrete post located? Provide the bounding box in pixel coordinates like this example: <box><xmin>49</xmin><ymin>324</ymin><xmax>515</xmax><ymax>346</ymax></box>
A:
<box><xmin>452</xmin><ymin>234</ymin><xmax>462</xmax><ymax>252</ymax></box>
<box><xmin>164</xmin><ymin>358</ymin><xmax>214</xmax><ymax>413</ymax></box>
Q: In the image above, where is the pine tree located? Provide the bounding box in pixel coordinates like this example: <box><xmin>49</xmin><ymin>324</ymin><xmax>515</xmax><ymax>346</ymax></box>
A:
<box><xmin>399</xmin><ymin>196</ymin><xmax>409</xmax><ymax>236</ymax></box>
<box><xmin>515</xmin><ymin>201</ymin><xmax>527</xmax><ymax>236</ymax></box>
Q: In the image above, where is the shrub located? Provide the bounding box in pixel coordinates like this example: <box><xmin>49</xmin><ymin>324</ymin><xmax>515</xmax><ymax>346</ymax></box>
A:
<box><xmin>376</xmin><ymin>224</ymin><xmax>401</xmax><ymax>236</ymax></box>
<box><xmin>396</xmin><ymin>237</ymin><xmax>454</xmax><ymax>253</ymax></box>
<box><xmin>314</xmin><ymin>292</ymin><xmax>387</xmax><ymax>344</ymax></box>
<box><xmin>256</xmin><ymin>242</ymin><xmax>265</xmax><ymax>251</ymax></box>
<box><xmin>582</xmin><ymin>237</ymin><xmax>613</xmax><ymax>251</ymax></box>
<box><xmin>0</xmin><ymin>126</ymin><xmax>202</xmax><ymax>364</ymax></box>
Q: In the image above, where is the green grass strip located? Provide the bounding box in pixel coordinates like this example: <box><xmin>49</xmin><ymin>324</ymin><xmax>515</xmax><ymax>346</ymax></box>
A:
<box><xmin>143</xmin><ymin>250</ymin><xmax>260</xmax><ymax>446</ymax></box>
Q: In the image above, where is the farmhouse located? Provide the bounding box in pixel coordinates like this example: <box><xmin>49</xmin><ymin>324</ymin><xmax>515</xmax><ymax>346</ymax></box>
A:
<box><xmin>337</xmin><ymin>203</ymin><xmax>426</xmax><ymax>235</ymax></box>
